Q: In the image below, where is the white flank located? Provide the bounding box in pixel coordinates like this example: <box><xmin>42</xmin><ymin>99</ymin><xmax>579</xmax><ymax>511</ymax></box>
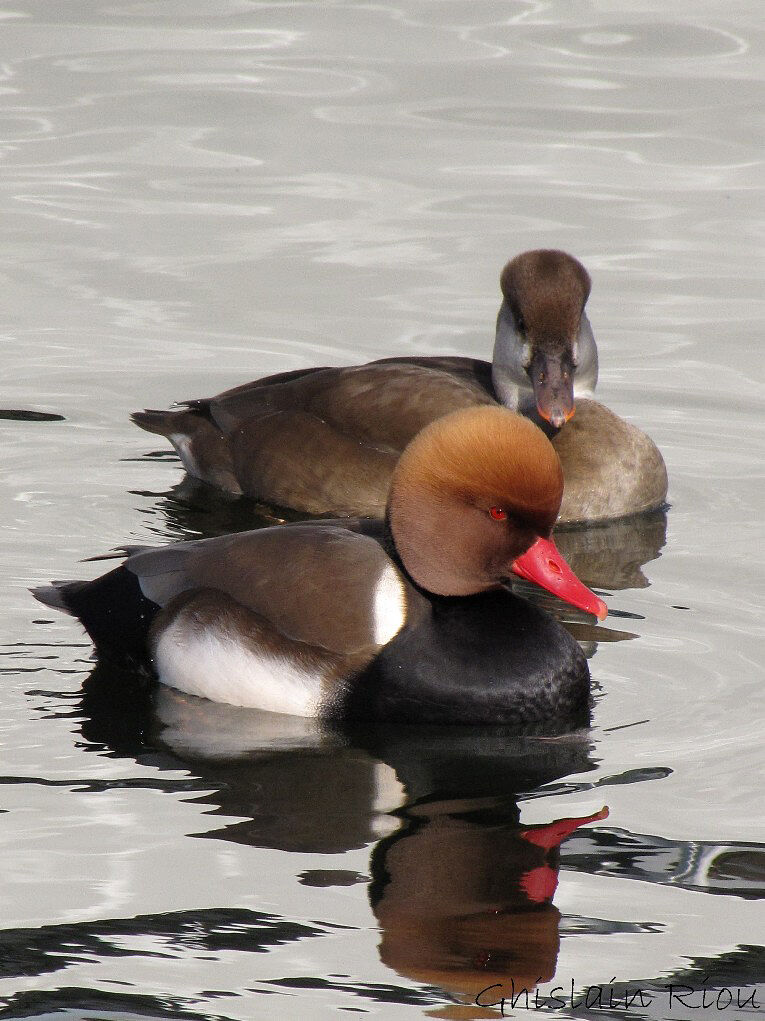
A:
<box><xmin>372</xmin><ymin>562</ymin><xmax>408</xmax><ymax>646</ymax></box>
<box><xmin>153</xmin><ymin>621</ymin><xmax>323</xmax><ymax>717</ymax></box>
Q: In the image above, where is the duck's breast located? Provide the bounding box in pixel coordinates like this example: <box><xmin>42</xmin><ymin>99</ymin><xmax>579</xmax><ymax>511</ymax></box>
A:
<box><xmin>340</xmin><ymin>590</ymin><xmax>590</xmax><ymax>727</ymax></box>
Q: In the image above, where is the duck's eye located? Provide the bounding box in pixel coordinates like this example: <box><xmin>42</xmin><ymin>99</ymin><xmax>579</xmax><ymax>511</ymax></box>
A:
<box><xmin>489</xmin><ymin>506</ymin><xmax>507</xmax><ymax>521</ymax></box>
<box><xmin>516</xmin><ymin>315</ymin><xmax>526</xmax><ymax>333</ymax></box>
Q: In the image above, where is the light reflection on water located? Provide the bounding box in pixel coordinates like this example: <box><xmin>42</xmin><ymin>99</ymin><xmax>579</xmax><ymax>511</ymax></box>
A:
<box><xmin>1</xmin><ymin>0</ymin><xmax>763</xmax><ymax>1017</ymax></box>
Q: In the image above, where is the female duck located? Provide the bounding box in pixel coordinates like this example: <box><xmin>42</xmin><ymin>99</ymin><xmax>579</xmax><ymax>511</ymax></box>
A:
<box><xmin>35</xmin><ymin>408</ymin><xmax>606</xmax><ymax>727</ymax></box>
<box><xmin>133</xmin><ymin>250</ymin><xmax>667</xmax><ymax>524</ymax></box>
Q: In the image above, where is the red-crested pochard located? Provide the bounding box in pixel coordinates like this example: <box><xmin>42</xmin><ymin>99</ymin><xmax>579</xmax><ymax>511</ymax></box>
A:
<box><xmin>132</xmin><ymin>250</ymin><xmax>667</xmax><ymax>524</ymax></box>
<box><xmin>35</xmin><ymin>408</ymin><xmax>607</xmax><ymax>726</ymax></box>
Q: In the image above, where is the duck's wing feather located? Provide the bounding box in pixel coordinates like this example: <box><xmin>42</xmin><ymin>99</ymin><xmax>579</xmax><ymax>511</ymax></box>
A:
<box><xmin>225</xmin><ymin>407</ymin><xmax>398</xmax><ymax>516</ymax></box>
<box><xmin>210</xmin><ymin>361</ymin><xmax>494</xmax><ymax>447</ymax></box>
<box><xmin>370</xmin><ymin>355</ymin><xmax>494</xmax><ymax>393</ymax></box>
<box><xmin>134</xmin><ymin>361</ymin><xmax>494</xmax><ymax>512</ymax></box>
<box><xmin>127</xmin><ymin>524</ymin><xmax>416</xmax><ymax>657</ymax></box>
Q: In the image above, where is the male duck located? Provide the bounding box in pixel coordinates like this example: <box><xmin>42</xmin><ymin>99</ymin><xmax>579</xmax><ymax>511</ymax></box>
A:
<box><xmin>35</xmin><ymin>408</ymin><xmax>607</xmax><ymax>727</ymax></box>
<box><xmin>133</xmin><ymin>250</ymin><xmax>667</xmax><ymax>524</ymax></box>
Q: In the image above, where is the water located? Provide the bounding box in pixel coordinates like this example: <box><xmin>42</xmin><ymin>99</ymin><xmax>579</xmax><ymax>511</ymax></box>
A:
<box><xmin>2</xmin><ymin>1</ymin><xmax>764</xmax><ymax>1017</ymax></box>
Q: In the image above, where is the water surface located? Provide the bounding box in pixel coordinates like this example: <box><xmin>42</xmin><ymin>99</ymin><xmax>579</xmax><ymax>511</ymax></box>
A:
<box><xmin>2</xmin><ymin>1</ymin><xmax>764</xmax><ymax>1017</ymax></box>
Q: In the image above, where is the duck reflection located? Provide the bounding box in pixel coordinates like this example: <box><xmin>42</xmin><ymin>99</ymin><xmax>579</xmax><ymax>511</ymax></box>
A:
<box><xmin>513</xmin><ymin>510</ymin><xmax>667</xmax><ymax>654</ymax></box>
<box><xmin>132</xmin><ymin>473</ymin><xmax>301</xmax><ymax>542</ymax></box>
<box><xmin>354</xmin><ymin>722</ymin><xmax>604</xmax><ymax>1009</ymax></box>
<box><xmin>371</xmin><ymin>801</ymin><xmax>607</xmax><ymax>1010</ymax></box>
<box><xmin>78</xmin><ymin>670</ymin><xmax>606</xmax><ymax>1009</ymax></box>
<box><xmin>554</xmin><ymin>509</ymin><xmax>667</xmax><ymax>591</ymax></box>
<box><xmin>80</xmin><ymin>668</ymin><xmax>392</xmax><ymax>853</ymax></box>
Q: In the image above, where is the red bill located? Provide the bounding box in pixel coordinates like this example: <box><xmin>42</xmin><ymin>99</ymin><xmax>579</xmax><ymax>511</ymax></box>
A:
<box><xmin>511</xmin><ymin>537</ymin><xmax>608</xmax><ymax>620</ymax></box>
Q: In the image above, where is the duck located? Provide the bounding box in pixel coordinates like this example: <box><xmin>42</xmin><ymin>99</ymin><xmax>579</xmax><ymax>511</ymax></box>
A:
<box><xmin>34</xmin><ymin>407</ymin><xmax>607</xmax><ymax>727</ymax></box>
<box><xmin>132</xmin><ymin>249</ymin><xmax>667</xmax><ymax>524</ymax></box>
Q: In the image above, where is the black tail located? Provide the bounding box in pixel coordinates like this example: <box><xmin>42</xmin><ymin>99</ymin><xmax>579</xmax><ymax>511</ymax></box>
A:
<box><xmin>33</xmin><ymin>565</ymin><xmax>160</xmax><ymax>666</ymax></box>
<box><xmin>130</xmin><ymin>408</ymin><xmax>182</xmax><ymax>437</ymax></box>
<box><xmin>31</xmin><ymin>581</ymin><xmax>82</xmax><ymax>614</ymax></box>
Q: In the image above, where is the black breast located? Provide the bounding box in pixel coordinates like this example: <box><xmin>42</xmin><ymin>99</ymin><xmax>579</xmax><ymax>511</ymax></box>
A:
<box><xmin>339</xmin><ymin>590</ymin><xmax>590</xmax><ymax>730</ymax></box>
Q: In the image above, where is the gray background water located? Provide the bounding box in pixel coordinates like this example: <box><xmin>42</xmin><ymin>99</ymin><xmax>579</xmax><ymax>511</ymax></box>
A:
<box><xmin>2</xmin><ymin>1</ymin><xmax>763</xmax><ymax>1018</ymax></box>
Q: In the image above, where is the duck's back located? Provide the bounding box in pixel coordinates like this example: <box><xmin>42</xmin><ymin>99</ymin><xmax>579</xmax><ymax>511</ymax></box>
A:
<box><xmin>207</xmin><ymin>360</ymin><xmax>491</xmax><ymax>444</ymax></box>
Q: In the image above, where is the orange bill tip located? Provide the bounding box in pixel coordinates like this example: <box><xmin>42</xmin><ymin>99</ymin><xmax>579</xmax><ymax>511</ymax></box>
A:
<box><xmin>536</xmin><ymin>401</ymin><xmax>576</xmax><ymax>427</ymax></box>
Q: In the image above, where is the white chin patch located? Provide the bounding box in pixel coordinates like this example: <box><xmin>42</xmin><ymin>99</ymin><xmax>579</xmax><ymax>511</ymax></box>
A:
<box><xmin>152</xmin><ymin>623</ymin><xmax>324</xmax><ymax>717</ymax></box>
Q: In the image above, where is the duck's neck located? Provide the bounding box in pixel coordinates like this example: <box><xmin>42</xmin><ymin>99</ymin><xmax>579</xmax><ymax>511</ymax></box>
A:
<box><xmin>491</xmin><ymin>302</ymin><xmax>599</xmax><ymax>412</ymax></box>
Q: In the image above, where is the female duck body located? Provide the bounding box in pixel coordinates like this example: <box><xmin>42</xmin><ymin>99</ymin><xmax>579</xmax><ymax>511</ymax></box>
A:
<box><xmin>133</xmin><ymin>250</ymin><xmax>667</xmax><ymax>524</ymax></box>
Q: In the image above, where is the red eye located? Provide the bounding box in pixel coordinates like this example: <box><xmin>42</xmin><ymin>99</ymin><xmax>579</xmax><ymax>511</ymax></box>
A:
<box><xmin>489</xmin><ymin>506</ymin><xmax>507</xmax><ymax>521</ymax></box>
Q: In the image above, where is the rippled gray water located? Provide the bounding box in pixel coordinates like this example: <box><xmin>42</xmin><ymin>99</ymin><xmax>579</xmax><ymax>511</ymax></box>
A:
<box><xmin>2</xmin><ymin>2</ymin><xmax>764</xmax><ymax>1018</ymax></box>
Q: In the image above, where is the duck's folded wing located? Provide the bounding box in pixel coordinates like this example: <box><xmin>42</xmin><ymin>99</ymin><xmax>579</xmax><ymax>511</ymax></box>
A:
<box><xmin>298</xmin><ymin>363</ymin><xmax>494</xmax><ymax>450</ymax></box>
<box><xmin>204</xmin><ymin>366</ymin><xmax>339</xmax><ymax>432</ymax></box>
<box><xmin>225</xmin><ymin>408</ymin><xmax>398</xmax><ymax>516</ymax></box>
<box><xmin>126</xmin><ymin>525</ymin><xmax>415</xmax><ymax>657</ymax></box>
<box><xmin>208</xmin><ymin>362</ymin><xmax>492</xmax><ymax>446</ymax></box>
<box><xmin>371</xmin><ymin>354</ymin><xmax>494</xmax><ymax>392</ymax></box>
